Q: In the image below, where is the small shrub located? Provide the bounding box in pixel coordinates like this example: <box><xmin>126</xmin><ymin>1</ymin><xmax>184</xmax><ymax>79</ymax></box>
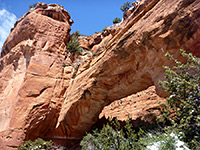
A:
<box><xmin>94</xmin><ymin>31</ymin><xmax>100</xmax><ymax>34</ymax></box>
<box><xmin>67</xmin><ymin>31</ymin><xmax>84</xmax><ymax>54</ymax></box>
<box><xmin>18</xmin><ymin>138</ymin><xmax>53</xmax><ymax>150</ymax></box>
<box><xmin>74</xmin><ymin>64</ymin><xmax>80</xmax><ymax>70</ymax></box>
<box><xmin>71</xmin><ymin>30</ymin><xmax>81</xmax><ymax>40</ymax></box>
<box><xmin>113</xmin><ymin>17</ymin><xmax>121</xmax><ymax>24</ymax></box>
<box><xmin>67</xmin><ymin>39</ymin><xmax>82</xmax><ymax>54</ymax></box>
<box><xmin>92</xmin><ymin>52</ymin><xmax>97</xmax><ymax>56</ymax></box>
<box><xmin>159</xmin><ymin>50</ymin><xmax>200</xmax><ymax>149</ymax></box>
<box><xmin>102</xmin><ymin>26</ymin><xmax>108</xmax><ymax>32</ymax></box>
<box><xmin>29</xmin><ymin>3</ymin><xmax>38</xmax><ymax>9</ymax></box>
<box><xmin>62</xmin><ymin>63</ymin><xmax>66</xmax><ymax>67</ymax></box>
<box><xmin>120</xmin><ymin>2</ymin><xmax>131</xmax><ymax>12</ymax></box>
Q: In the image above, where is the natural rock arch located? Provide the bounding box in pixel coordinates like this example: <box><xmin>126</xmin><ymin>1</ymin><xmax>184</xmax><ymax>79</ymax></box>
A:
<box><xmin>56</xmin><ymin>0</ymin><xmax>200</xmax><ymax>140</ymax></box>
<box><xmin>0</xmin><ymin>0</ymin><xmax>199</xmax><ymax>149</ymax></box>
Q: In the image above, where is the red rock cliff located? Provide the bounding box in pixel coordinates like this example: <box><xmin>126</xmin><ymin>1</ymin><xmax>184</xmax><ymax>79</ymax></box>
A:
<box><xmin>0</xmin><ymin>3</ymin><xmax>73</xmax><ymax>149</ymax></box>
<box><xmin>57</xmin><ymin>0</ymin><xmax>200</xmax><ymax>139</ymax></box>
<box><xmin>0</xmin><ymin>0</ymin><xmax>200</xmax><ymax>149</ymax></box>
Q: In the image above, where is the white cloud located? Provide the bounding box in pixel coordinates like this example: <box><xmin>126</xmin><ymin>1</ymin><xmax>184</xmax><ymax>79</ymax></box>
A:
<box><xmin>0</xmin><ymin>9</ymin><xmax>17</xmax><ymax>52</ymax></box>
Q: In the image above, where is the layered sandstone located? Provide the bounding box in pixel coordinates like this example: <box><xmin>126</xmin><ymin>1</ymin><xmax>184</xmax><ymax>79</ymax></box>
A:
<box><xmin>57</xmin><ymin>0</ymin><xmax>200</xmax><ymax>139</ymax></box>
<box><xmin>100</xmin><ymin>86</ymin><xmax>166</xmax><ymax>125</ymax></box>
<box><xmin>0</xmin><ymin>3</ymin><xmax>73</xmax><ymax>149</ymax></box>
<box><xmin>0</xmin><ymin>0</ymin><xmax>199</xmax><ymax>149</ymax></box>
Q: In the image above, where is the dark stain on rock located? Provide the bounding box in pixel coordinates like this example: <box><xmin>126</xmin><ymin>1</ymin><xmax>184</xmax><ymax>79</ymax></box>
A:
<box><xmin>150</xmin><ymin>28</ymin><xmax>160</xmax><ymax>36</ymax></box>
<box><xmin>0</xmin><ymin>60</ymin><xmax>4</xmax><ymax>72</ymax></box>
<box><xmin>141</xmin><ymin>31</ymin><xmax>151</xmax><ymax>44</ymax></box>
<box><xmin>172</xmin><ymin>15</ymin><xmax>197</xmax><ymax>44</ymax></box>
<box><xmin>186</xmin><ymin>22</ymin><xmax>199</xmax><ymax>40</ymax></box>
<box><xmin>80</xmin><ymin>89</ymin><xmax>91</xmax><ymax>100</ymax></box>
<box><xmin>173</xmin><ymin>15</ymin><xmax>192</xmax><ymax>35</ymax></box>
<box><xmin>114</xmin><ymin>49</ymin><xmax>130</xmax><ymax>60</ymax></box>
<box><xmin>117</xmin><ymin>31</ymin><xmax>135</xmax><ymax>48</ymax></box>
<box><xmin>179</xmin><ymin>0</ymin><xmax>195</xmax><ymax>8</ymax></box>
<box><xmin>163</xmin><ymin>36</ymin><xmax>178</xmax><ymax>50</ymax></box>
<box><xmin>155</xmin><ymin>16</ymin><xmax>163</xmax><ymax>23</ymax></box>
<box><xmin>161</xmin><ymin>12</ymin><xmax>177</xmax><ymax>34</ymax></box>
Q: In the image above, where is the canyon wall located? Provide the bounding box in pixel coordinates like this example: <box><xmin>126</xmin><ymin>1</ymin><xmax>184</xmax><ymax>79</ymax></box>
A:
<box><xmin>0</xmin><ymin>0</ymin><xmax>199</xmax><ymax>149</ymax></box>
<box><xmin>0</xmin><ymin>3</ymin><xmax>73</xmax><ymax>149</ymax></box>
<box><xmin>57</xmin><ymin>0</ymin><xmax>200</xmax><ymax>139</ymax></box>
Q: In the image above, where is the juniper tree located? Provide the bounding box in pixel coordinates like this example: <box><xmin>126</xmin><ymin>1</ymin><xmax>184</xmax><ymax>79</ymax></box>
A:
<box><xmin>113</xmin><ymin>17</ymin><xmax>121</xmax><ymax>24</ymax></box>
<box><xmin>159</xmin><ymin>50</ymin><xmax>200</xmax><ymax>149</ymax></box>
<box><xmin>120</xmin><ymin>2</ymin><xmax>131</xmax><ymax>12</ymax></box>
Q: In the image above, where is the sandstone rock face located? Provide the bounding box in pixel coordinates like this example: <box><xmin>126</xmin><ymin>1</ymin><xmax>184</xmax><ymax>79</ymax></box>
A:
<box><xmin>0</xmin><ymin>0</ymin><xmax>199</xmax><ymax>149</ymax></box>
<box><xmin>91</xmin><ymin>34</ymin><xmax>113</xmax><ymax>54</ymax></box>
<box><xmin>123</xmin><ymin>1</ymin><xmax>140</xmax><ymax>21</ymax></box>
<box><xmin>0</xmin><ymin>3</ymin><xmax>73</xmax><ymax>149</ymax></box>
<box><xmin>78</xmin><ymin>32</ymin><xmax>109</xmax><ymax>51</ymax></box>
<box><xmin>57</xmin><ymin>0</ymin><xmax>200</xmax><ymax>139</ymax></box>
<box><xmin>78</xmin><ymin>37</ymin><xmax>90</xmax><ymax>50</ymax></box>
<box><xmin>99</xmin><ymin>86</ymin><xmax>166</xmax><ymax>126</ymax></box>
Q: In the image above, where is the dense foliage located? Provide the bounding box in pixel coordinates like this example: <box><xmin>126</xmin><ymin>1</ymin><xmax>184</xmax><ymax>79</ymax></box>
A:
<box><xmin>120</xmin><ymin>2</ymin><xmax>131</xmax><ymax>12</ymax></box>
<box><xmin>71</xmin><ymin>30</ymin><xmax>81</xmax><ymax>40</ymax></box>
<box><xmin>67</xmin><ymin>40</ymin><xmax>82</xmax><ymax>54</ymax></box>
<box><xmin>81</xmin><ymin>118</ymin><xmax>140</xmax><ymax>150</ymax></box>
<box><xmin>113</xmin><ymin>17</ymin><xmax>121</xmax><ymax>24</ymax></box>
<box><xmin>80</xmin><ymin>118</ymin><xmax>189</xmax><ymax>150</ymax></box>
<box><xmin>159</xmin><ymin>50</ymin><xmax>200</xmax><ymax>149</ymax></box>
<box><xmin>67</xmin><ymin>31</ymin><xmax>83</xmax><ymax>54</ymax></box>
<box><xmin>18</xmin><ymin>138</ymin><xmax>53</xmax><ymax>150</ymax></box>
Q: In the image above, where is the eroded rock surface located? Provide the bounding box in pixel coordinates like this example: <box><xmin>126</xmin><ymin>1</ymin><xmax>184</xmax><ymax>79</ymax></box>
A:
<box><xmin>0</xmin><ymin>0</ymin><xmax>199</xmax><ymax>149</ymax></box>
<box><xmin>0</xmin><ymin>3</ymin><xmax>73</xmax><ymax>149</ymax></box>
<box><xmin>100</xmin><ymin>86</ymin><xmax>166</xmax><ymax>126</ymax></box>
<box><xmin>57</xmin><ymin>0</ymin><xmax>200</xmax><ymax>139</ymax></box>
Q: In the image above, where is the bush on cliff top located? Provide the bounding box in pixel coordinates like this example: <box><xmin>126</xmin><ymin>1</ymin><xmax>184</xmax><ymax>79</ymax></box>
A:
<box><xmin>120</xmin><ymin>2</ymin><xmax>131</xmax><ymax>12</ymax></box>
<box><xmin>29</xmin><ymin>3</ymin><xmax>38</xmax><ymax>9</ymax></box>
<box><xmin>71</xmin><ymin>30</ymin><xmax>81</xmax><ymax>40</ymax></box>
<box><xmin>113</xmin><ymin>17</ymin><xmax>121</xmax><ymax>24</ymax></box>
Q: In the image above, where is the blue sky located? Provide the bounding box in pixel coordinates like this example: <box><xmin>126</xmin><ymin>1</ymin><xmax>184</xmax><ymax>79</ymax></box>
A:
<box><xmin>0</xmin><ymin>0</ymin><xmax>135</xmax><ymax>51</ymax></box>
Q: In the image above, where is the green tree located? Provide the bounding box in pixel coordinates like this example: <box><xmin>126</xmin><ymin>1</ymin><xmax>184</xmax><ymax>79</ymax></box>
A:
<box><xmin>71</xmin><ymin>30</ymin><xmax>81</xmax><ymax>41</ymax></box>
<box><xmin>80</xmin><ymin>118</ymin><xmax>139</xmax><ymax>150</ymax></box>
<box><xmin>29</xmin><ymin>3</ymin><xmax>38</xmax><ymax>9</ymax></box>
<box><xmin>139</xmin><ymin>127</ymin><xmax>189</xmax><ymax>150</ymax></box>
<box><xmin>113</xmin><ymin>17</ymin><xmax>121</xmax><ymax>24</ymax></box>
<box><xmin>67</xmin><ymin>31</ymin><xmax>83</xmax><ymax>54</ymax></box>
<box><xmin>120</xmin><ymin>2</ymin><xmax>131</xmax><ymax>12</ymax></box>
<box><xmin>67</xmin><ymin>39</ymin><xmax>82</xmax><ymax>54</ymax></box>
<box><xmin>18</xmin><ymin>138</ymin><xmax>52</xmax><ymax>150</ymax></box>
<box><xmin>159</xmin><ymin>50</ymin><xmax>200</xmax><ymax>149</ymax></box>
